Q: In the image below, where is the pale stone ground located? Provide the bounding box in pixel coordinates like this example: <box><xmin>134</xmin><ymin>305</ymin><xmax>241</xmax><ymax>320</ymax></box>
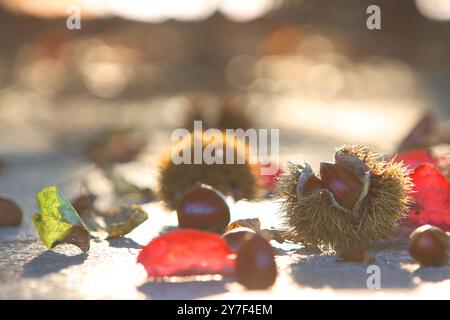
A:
<box><xmin>1</xmin><ymin>99</ymin><xmax>449</xmax><ymax>300</ymax></box>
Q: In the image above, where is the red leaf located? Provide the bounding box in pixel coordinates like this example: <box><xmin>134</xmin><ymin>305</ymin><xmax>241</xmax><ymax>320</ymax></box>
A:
<box><xmin>406</xmin><ymin>163</ymin><xmax>450</xmax><ymax>231</ymax></box>
<box><xmin>137</xmin><ymin>229</ymin><xmax>235</xmax><ymax>277</ymax></box>
<box><xmin>395</xmin><ymin>149</ymin><xmax>438</xmax><ymax>170</ymax></box>
<box><xmin>260</xmin><ymin>166</ymin><xmax>283</xmax><ymax>189</ymax></box>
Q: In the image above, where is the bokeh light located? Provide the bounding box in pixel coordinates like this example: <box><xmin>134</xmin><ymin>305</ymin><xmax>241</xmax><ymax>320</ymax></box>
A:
<box><xmin>416</xmin><ymin>0</ymin><xmax>450</xmax><ymax>21</ymax></box>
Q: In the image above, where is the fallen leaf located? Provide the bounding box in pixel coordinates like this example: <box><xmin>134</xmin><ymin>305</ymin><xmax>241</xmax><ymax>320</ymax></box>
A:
<box><xmin>82</xmin><ymin>205</ymin><xmax>148</xmax><ymax>239</ymax></box>
<box><xmin>0</xmin><ymin>196</ymin><xmax>22</xmax><ymax>227</ymax></box>
<box><xmin>397</xmin><ymin>113</ymin><xmax>434</xmax><ymax>152</ymax></box>
<box><xmin>137</xmin><ymin>229</ymin><xmax>235</xmax><ymax>277</ymax></box>
<box><xmin>260</xmin><ymin>229</ymin><xmax>286</xmax><ymax>244</ymax></box>
<box><xmin>406</xmin><ymin>163</ymin><xmax>450</xmax><ymax>231</ymax></box>
<box><xmin>105</xmin><ymin>206</ymin><xmax>148</xmax><ymax>238</ymax></box>
<box><xmin>395</xmin><ymin>149</ymin><xmax>438</xmax><ymax>170</ymax></box>
<box><xmin>224</xmin><ymin>218</ymin><xmax>261</xmax><ymax>234</ymax></box>
<box><xmin>224</xmin><ymin>218</ymin><xmax>286</xmax><ymax>244</ymax></box>
<box><xmin>260</xmin><ymin>166</ymin><xmax>283</xmax><ymax>190</ymax></box>
<box><xmin>432</xmin><ymin>144</ymin><xmax>450</xmax><ymax>178</ymax></box>
<box><xmin>33</xmin><ymin>186</ymin><xmax>90</xmax><ymax>252</ymax></box>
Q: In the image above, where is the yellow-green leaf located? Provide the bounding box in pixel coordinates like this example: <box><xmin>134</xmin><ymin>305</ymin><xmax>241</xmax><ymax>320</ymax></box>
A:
<box><xmin>33</xmin><ymin>186</ymin><xmax>90</xmax><ymax>252</ymax></box>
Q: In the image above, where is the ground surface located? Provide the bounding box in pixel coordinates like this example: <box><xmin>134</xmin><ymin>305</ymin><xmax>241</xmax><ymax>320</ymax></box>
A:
<box><xmin>1</xmin><ymin>100</ymin><xmax>449</xmax><ymax>300</ymax></box>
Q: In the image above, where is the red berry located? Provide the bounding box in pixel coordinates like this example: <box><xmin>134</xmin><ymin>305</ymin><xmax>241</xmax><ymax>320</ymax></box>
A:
<box><xmin>236</xmin><ymin>234</ymin><xmax>277</xmax><ymax>290</ymax></box>
<box><xmin>222</xmin><ymin>227</ymin><xmax>255</xmax><ymax>252</ymax></box>
<box><xmin>408</xmin><ymin>224</ymin><xmax>449</xmax><ymax>267</ymax></box>
<box><xmin>0</xmin><ymin>196</ymin><xmax>22</xmax><ymax>227</ymax></box>
<box><xmin>177</xmin><ymin>184</ymin><xmax>230</xmax><ymax>234</ymax></box>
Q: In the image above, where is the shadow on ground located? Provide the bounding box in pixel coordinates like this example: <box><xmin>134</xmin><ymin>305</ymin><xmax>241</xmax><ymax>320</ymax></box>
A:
<box><xmin>107</xmin><ymin>237</ymin><xmax>142</xmax><ymax>249</ymax></box>
<box><xmin>290</xmin><ymin>250</ymin><xmax>418</xmax><ymax>289</ymax></box>
<box><xmin>22</xmin><ymin>251</ymin><xmax>88</xmax><ymax>278</ymax></box>
<box><xmin>138</xmin><ymin>278</ymin><xmax>232</xmax><ymax>299</ymax></box>
<box><xmin>414</xmin><ymin>266</ymin><xmax>450</xmax><ymax>283</ymax></box>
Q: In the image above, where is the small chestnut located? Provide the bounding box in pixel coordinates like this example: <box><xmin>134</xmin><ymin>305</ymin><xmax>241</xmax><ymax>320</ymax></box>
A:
<box><xmin>222</xmin><ymin>227</ymin><xmax>255</xmax><ymax>252</ymax></box>
<box><xmin>0</xmin><ymin>196</ymin><xmax>22</xmax><ymax>227</ymax></box>
<box><xmin>236</xmin><ymin>233</ymin><xmax>277</xmax><ymax>290</ymax></box>
<box><xmin>176</xmin><ymin>184</ymin><xmax>230</xmax><ymax>234</ymax></box>
<box><xmin>408</xmin><ymin>224</ymin><xmax>449</xmax><ymax>267</ymax></box>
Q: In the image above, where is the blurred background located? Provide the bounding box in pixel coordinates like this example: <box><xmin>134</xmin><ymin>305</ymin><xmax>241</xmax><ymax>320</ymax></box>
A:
<box><xmin>0</xmin><ymin>0</ymin><xmax>449</xmax><ymax>179</ymax></box>
<box><xmin>0</xmin><ymin>0</ymin><xmax>450</xmax><ymax>300</ymax></box>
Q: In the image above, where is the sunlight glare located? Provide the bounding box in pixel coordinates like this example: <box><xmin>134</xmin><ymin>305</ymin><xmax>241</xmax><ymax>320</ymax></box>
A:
<box><xmin>416</xmin><ymin>0</ymin><xmax>450</xmax><ymax>21</ymax></box>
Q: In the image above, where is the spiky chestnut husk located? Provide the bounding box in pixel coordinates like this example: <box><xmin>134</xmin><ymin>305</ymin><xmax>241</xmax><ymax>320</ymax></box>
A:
<box><xmin>276</xmin><ymin>144</ymin><xmax>413</xmax><ymax>251</ymax></box>
<box><xmin>158</xmin><ymin>131</ymin><xmax>260</xmax><ymax>210</ymax></box>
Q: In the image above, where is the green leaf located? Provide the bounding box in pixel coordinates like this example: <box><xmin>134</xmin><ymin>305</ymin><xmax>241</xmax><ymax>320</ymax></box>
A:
<box><xmin>82</xmin><ymin>205</ymin><xmax>148</xmax><ymax>239</ymax></box>
<box><xmin>105</xmin><ymin>205</ymin><xmax>148</xmax><ymax>238</ymax></box>
<box><xmin>33</xmin><ymin>186</ymin><xmax>90</xmax><ymax>252</ymax></box>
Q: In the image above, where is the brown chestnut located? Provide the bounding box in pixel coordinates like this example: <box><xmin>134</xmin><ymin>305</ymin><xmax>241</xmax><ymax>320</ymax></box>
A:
<box><xmin>408</xmin><ymin>224</ymin><xmax>449</xmax><ymax>267</ymax></box>
<box><xmin>176</xmin><ymin>184</ymin><xmax>230</xmax><ymax>234</ymax></box>
<box><xmin>222</xmin><ymin>227</ymin><xmax>255</xmax><ymax>252</ymax></box>
<box><xmin>236</xmin><ymin>233</ymin><xmax>277</xmax><ymax>290</ymax></box>
<box><xmin>0</xmin><ymin>196</ymin><xmax>22</xmax><ymax>227</ymax></box>
<box><xmin>320</xmin><ymin>162</ymin><xmax>362</xmax><ymax>210</ymax></box>
<box><xmin>303</xmin><ymin>174</ymin><xmax>324</xmax><ymax>196</ymax></box>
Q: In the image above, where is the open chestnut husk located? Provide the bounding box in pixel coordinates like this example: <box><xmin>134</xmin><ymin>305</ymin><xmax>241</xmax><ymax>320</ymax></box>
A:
<box><xmin>176</xmin><ymin>184</ymin><xmax>230</xmax><ymax>234</ymax></box>
<box><xmin>277</xmin><ymin>144</ymin><xmax>413</xmax><ymax>251</ymax></box>
<box><xmin>408</xmin><ymin>224</ymin><xmax>449</xmax><ymax>267</ymax></box>
<box><xmin>235</xmin><ymin>233</ymin><xmax>277</xmax><ymax>290</ymax></box>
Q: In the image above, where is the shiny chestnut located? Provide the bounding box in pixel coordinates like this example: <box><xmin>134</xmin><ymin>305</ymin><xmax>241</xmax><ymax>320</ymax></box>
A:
<box><xmin>176</xmin><ymin>184</ymin><xmax>230</xmax><ymax>234</ymax></box>
<box><xmin>0</xmin><ymin>196</ymin><xmax>22</xmax><ymax>227</ymax></box>
<box><xmin>409</xmin><ymin>224</ymin><xmax>449</xmax><ymax>267</ymax></box>
<box><xmin>303</xmin><ymin>174</ymin><xmax>324</xmax><ymax>196</ymax></box>
<box><xmin>236</xmin><ymin>233</ymin><xmax>277</xmax><ymax>290</ymax></box>
<box><xmin>320</xmin><ymin>162</ymin><xmax>362</xmax><ymax>210</ymax></box>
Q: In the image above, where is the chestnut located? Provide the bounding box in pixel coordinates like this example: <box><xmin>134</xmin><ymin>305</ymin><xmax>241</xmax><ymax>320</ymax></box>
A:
<box><xmin>303</xmin><ymin>174</ymin><xmax>324</xmax><ymax>196</ymax></box>
<box><xmin>236</xmin><ymin>233</ymin><xmax>277</xmax><ymax>290</ymax></box>
<box><xmin>320</xmin><ymin>162</ymin><xmax>362</xmax><ymax>210</ymax></box>
<box><xmin>408</xmin><ymin>224</ymin><xmax>449</xmax><ymax>267</ymax></box>
<box><xmin>278</xmin><ymin>144</ymin><xmax>412</xmax><ymax>250</ymax></box>
<box><xmin>0</xmin><ymin>196</ymin><xmax>22</xmax><ymax>227</ymax></box>
<box><xmin>176</xmin><ymin>184</ymin><xmax>230</xmax><ymax>234</ymax></box>
<box><xmin>222</xmin><ymin>227</ymin><xmax>255</xmax><ymax>252</ymax></box>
